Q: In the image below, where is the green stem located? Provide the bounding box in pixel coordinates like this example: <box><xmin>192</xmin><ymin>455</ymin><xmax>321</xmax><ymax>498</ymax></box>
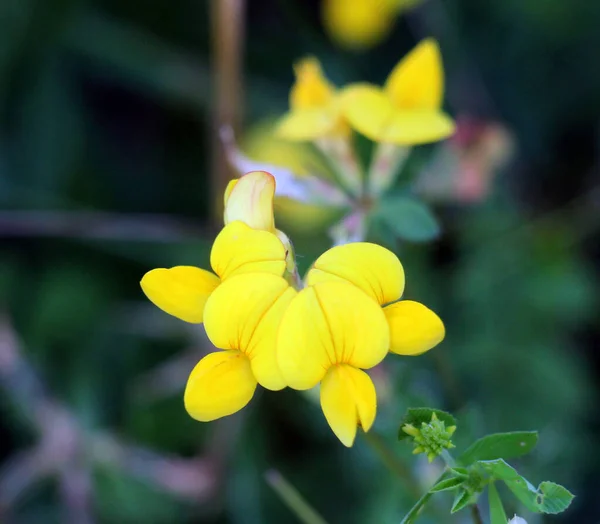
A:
<box><xmin>265</xmin><ymin>469</ymin><xmax>329</xmax><ymax>524</ymax></box>
<box><xmin>399</xmin><ymin>472</ymin><xmax>447</xmax><ymax>524</ymax></box>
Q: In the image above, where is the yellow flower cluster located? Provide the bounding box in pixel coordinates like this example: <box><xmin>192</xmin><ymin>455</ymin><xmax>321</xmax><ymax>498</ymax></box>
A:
<box><xmin>141</xmin><ymin>171</ymin><xmax>444</xmax><ymax>446</ymax></box>
<box><xmin>278</xmin><ymin>38</ymin><xmax>455</xmax><ymax>147</ymax></box>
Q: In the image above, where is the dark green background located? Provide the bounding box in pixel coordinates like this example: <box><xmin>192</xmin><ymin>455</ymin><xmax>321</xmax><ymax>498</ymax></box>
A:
<box><xmin>1</xmin><ymin>0</ymin><xmax>599</xmax><ymax>522</ymax></box>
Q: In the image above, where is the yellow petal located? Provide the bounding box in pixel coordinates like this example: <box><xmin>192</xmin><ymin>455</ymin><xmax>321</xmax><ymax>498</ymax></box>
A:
<box><xmin>277</xmin><ymin>281</ymin><xmax>389</xmax><ymax>389</ymax></box>
<box><xmin>290</xmin><ymin>57</ymin><xmax>335</xmax><ymax>110</ymax></box>
<box><xmin>342</xmin><ymin>84</ymin><xmax>454</xmax><ymax>145</ymax></box>
<box><xmin>320</xmin><ymin>365</ymin><xmax>377</xmax><ymax>447</ymax></box>
<box><xmin>223</xmin><ymin>179</ymin><xmax>238</xmax><ymax>207</ymax></box>
<box><xmin>223</xmin><ymin>171</ymin><xmax>276</xmax><ymax>232</ymax></box>
<box><xmin>341</xmin><ymin>83</ymin><xmax>394</xmax><ymax>141</ymax></box>
<box><xmin>203</xmin><ymin>273</ymin><xmax>296</xmax><ymax>391</ymax></box>
<box><xmin>277</xmin><ymin>108</ymin><xmax>342</xmax><ymax>141</ymax></box>
<box><xmin>306</xmin><ymin>242</ymin><xmax>405</xmax><ymax>305</ymax></box>
<box><xmin>210</xmin><ymin>221</ymin><xmax>286</xmax><ymax>281</ymax></box>
<box><xmin>384</xmin><ymin>300</ymin><xmax>445</xmax><ymax>355</ymax></box>
<box><xmin>184</xmin><ymin>350</ymin><xmax>257</xmax><ymax>421</ymax></box>
<box><xmin>322</xmin><ymin>0</ymin><xmax>395</xmax><ymax>50</ymax></box>
<box><xmin>140</xmin><ymin>266</ymin><xmax>220</xmax><ymax>323</ymax></box>
<box><xmin>384</xmin><ymin>39</ymin><xmax>444</xmax><ymax>111</ymax></box>
<box><xmin>381</xmin><ymin>110</ymin><xmax>455</xmax><ymax>145</ymax></box>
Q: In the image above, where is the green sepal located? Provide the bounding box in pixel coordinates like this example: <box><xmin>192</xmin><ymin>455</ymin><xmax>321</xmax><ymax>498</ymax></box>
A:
<box><xmin>398</xmin><ymin>407</ymin><xmax>457</xmax><ymax>440</ymax></box>
<box><xmin>429</xmin><ymin>476</ymin><xmax>466</xmax><ymax>493</ymax></box>
<box><xmin>450</xmin><ymin>488</ymin><xmax>474</xmax><ymax>514</ymax></box>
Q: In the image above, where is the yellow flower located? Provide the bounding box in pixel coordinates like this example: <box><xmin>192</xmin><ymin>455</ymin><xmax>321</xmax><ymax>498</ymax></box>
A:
<box><xmin>140</xmin><ymin>221</ymin><xmax>286</xmax><ymax>323</ymax></box>
<box><xmin>277</xmin><ymin>280</ymin><xmax>390</xmax><ymax>447</ymax></box>
<box><xmin>341</xmin><ymin>39</ymin><xmax>455</xmax><ymax>145</ymax></box>
<box><xmin>305</xmin><ymin>242</ymin><xmax>445</xmax><ymax>356</ymax></box>
<box><xmin>185</xmin><ymin>273</ymin><xmax>297</xmax><ymax>421</ymax></box>
<box><xmin>277</xmin><ymin>57</ymin><xmax>349</xmax><ymax>141</ymax></box>
<box><xmin>322</xmin><ymin>0</ymin><xmax>396</xmax><ymax>50</ymax></box>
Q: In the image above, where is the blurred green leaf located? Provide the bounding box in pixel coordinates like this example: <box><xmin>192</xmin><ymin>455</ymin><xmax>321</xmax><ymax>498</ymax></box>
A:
<box><xmin>429</xmin><ymin>476</ymin><xmax>465</xmax><ymax>493</ymax></box>
<box><xmin>372</xmin><ymin>196</ymin><xmax>440</xmax><ymax>242</ymax></box>
<box><xmin>450</xmin><ymin>488</ymin><xmax>473</xmax><ymax>514</ymax></box>
<box><xmin>458</xmin><ymin>431</ymin><xmax>538</xmax><ymax>466</ymax></box>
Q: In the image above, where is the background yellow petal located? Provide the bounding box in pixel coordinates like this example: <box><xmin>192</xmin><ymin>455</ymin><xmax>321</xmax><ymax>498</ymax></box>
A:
<box><xmin>320</xmin><ymin>365</ymin><xmax>377</xmax><ymax>447</ymax></box>
<box><xmin>184</xmin><ymin>350</ymin><xmax>257</xmax><ymax>422</ymax></box>
<box><xmin>384</xmin><ymin>38</ymin><xmax>443</xmax><ymax>110</ymax></box>
<box><xmin>384</xmin><ymin>300</ymin><xmax>445</xmax><ymax>355</ymax></box>
<box><xmin>203</xmin><ymin>274</ymin><xmax>295</xmax><ymax>390</ymax></box>
<box><xmin>223</xmin><ymin>179</ymin><xmax>238</xmax><ymax>206</ymax></box>
<box><xmin>306</xmin><ymin>242</ymin><xmax>405</xmax><ymax>305</ymax></box>
<box><xmin>140</xmin><ymin>266</ymin><xmax>220</xmax><ymax>323</ymax></box>
<box><xmin>223</xmin><ymin>171</ymin><xmax>276</xmax><ymax>232</ymax></box>
<box><xmin>382</xmin><ymin>110</ymin><xmax>455</xmax><ymax>145</ymax></box>
<box><xmin>290</xmin><ymin>57</ymin><xmax>335</xmax><ymax>109</ymax></box>
<box><xmin>277</xmin><ymin>108</ymin><xmax>341</xmax><ymax>141</ymax></box>
<box><xmin>341</xmin><ymin>84</ymin><xmax>394</xmax><ymax>141</ymax></box>
<box><xmin>277</xmin><ymin>281</ymin><xmax>389</xmax><ymax>389</ymax></box>
<box><xmin>210</xmin><ymin>221</ymin><xmax>286</xmax><ymax>281</ymax></box>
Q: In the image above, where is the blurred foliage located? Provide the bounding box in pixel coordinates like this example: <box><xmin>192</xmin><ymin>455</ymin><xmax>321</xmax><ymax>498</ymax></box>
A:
<box><xmin>1</xmin><ymin>0</ymin><xmax>599</xmax><ymax>523</ymax></box>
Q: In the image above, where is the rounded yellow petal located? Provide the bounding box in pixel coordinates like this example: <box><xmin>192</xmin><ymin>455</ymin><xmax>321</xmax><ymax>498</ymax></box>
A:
<box><xmin>320</xmin><ymin>365</ymin><xmax>377</xmax><ymax>447</ymax></box>
<box><xmin>382</xmin><ymin>110</ymin><xmax>455</xmax><ymax>145</ymax></box>
<box><xmin>306</xmin><ymin>242</ymin><xmax>405</xmax><ymax>305</ymax></box>
<box><xmin>290</xmin><ymin>57</ymin><xmax>335</xmax><ymax>110</ymax></box>
<box><xmin>223</xmin><ymin>171</ymin><xmax>276</xmax><ymax>232</ymax></box>
<box><xmin>322</xmin><ymin>0</ymin><xmax>395</xmax><ymax>50</ymax></box>
<box><xmin>210</xmin><ymin>221</ymin><xmax>286</xmax><ymax>281</ymax></box>
<box><xmin>203</xmin><ymin>273</ymin><xmax>296</xmax><ymax>390</ymax></box>
<box><xmin>140</xmin><ymin>266</ymin><xmax>220</xmax><ymax>323</ymax></box>
<box><xmin>277</xmin><ymin>281</ymin><xmax>389</xmax><ymax>390</ymax></box>
<box><xmin>223</xmin><ymin>179</ymin><xmax>238</xmax><ymax>207</ymax></box>
<box><xmin>384</xmin><ymin>38</ymin><xmax>444</xmax><ymax>111</ymax></box>
<box><xmin>184</xmin><ymin>350</ymin><xmax>257</xmax><ymax>422</ymax></box>
<box><xmin>341</xmin><ymin>83</ymin><xmax>395</xmax><ymax>141</ymax></box>
<box><xmin>384</xmin><ymin>300</ymin><xmax>445</xmax><ymax>355</ymax></box>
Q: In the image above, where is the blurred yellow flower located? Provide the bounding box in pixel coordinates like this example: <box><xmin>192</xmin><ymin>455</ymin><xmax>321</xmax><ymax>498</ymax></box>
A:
<box><xmin>184</xmin><ymin>273</ymin><xmax>296</xmax><ymax>421</ymax></box>
<box><xmin>306</xmin><ymin>242</ymin><xmax>445</xmax><ymax>356</ymax></box>
<box><xmin>342</xmin><ymin>38</ymin><xmax>455</xmax><ymax>145</ymax></box>
<box><xmin>277</xmin><ymin>57</ymin><xmax>349</xmax><ymax>142</ymax></box>
<box><xmin>140</xmin><ymin>221</ymin><xmax>286</xmax><ymax>323</ymax></box>
<box><xmin>322</xmin><ymin>0</ymin><xmax>424</xmax><ymax>50</ymax></box>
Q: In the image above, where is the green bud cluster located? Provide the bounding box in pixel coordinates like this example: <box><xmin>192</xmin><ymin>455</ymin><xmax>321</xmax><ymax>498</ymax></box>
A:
<box><xmin>402</xmin><ymin>412</ymin><xmax>456</xmax><ymax>462</ymax></box>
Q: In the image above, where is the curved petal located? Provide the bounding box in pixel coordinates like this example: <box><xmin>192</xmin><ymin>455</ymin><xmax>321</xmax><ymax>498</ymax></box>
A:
<box><xmin>140</xmin><ymin>266</ymin><xmax>220</xmax><ymax>323</ymax></box>
<box><xmin>224</xmin><ymin>171</ymin><xmax>276</xmax><ymax>232</ymax></box>
<box><xmin>223</xmin><ymin>179</ymin><xmax>238</xmax><ymax>207</ymax></box>
<box><xmin>382</xmin><ymin>110</ymin><xmax>455</xmax><ymax>145</ymax></box>
<box><xmin>341</xmin><ymin>84</ymin><xmax>394</xmax><ymax>141</ymax></box>
<box><xmin>184</xmin><ymin>350</ymin><xmax>257</xmax><ymax>422</ymax></box>
<box><xmin>320</xmin><ymin>365</ymin><xmax>377</xmax><ymax>447</ymax></box>
<box><xmin>384</xmin><ymin>300</ymin><xmax>445</xmax><ymax>355</ymax></box>
<box><xmin>210</xmin><ymin>221</ymin><xmax>286</xmax><ymax>281</ymax></box>
<box><xmin>277</xmin><ymin>281</ymin><xmax>389</xmax><ymax>390</ymax></box>
<box><xmin>305</xmin><ymin>242</ymin><xmax>405</xmax><ymax>305</ymax></box>
<box><xmin>203</xmin><ymin>274</ymin><xmax>296</xmax><ymax>390</ymax></box>
<box><xmin>277</xmin><ymin>108</ymin><xmax>341</xmax><ymax>141</ymax></box>
<box><xmin>384</xmin><ymin>39</ymin><xmax>443</xmax><ymax>111</ymax></box>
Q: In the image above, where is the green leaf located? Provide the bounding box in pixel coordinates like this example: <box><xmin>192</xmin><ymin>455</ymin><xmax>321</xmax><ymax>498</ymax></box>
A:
<box><xmin>488</xmin><ymin>483</ymin><xmax>508</xmax><ymax>524</ymax></box>
<box><xmin>429</xmin><ymin>476</ymin><xmax>465</xmax><ymax>493</ymax></box>
<box><xmin>450</xmin><ymin>488</ymin><xmax>473</xmax><ymax>514</ymax></box>
<box><xmin>398</xmin><ymin>407</ymin><xmax>457</xmax><ymax>440</ymax></box>
<box><xmin>373</xmin><ymin>196</ymin><xmax>440</xmax><ymax>242</ymax></box>
<box><xmin>458</xmin><ymin>431</ymin><xmax>538</xmax><ymax>466</ymax></box>
<box><xmin>475</xmin><ymin>459</ymin><xmax>574</xmax><ymax>514</ymax></box>
<box><xmin>450</xmin><ymin>467</ymin><xmax>469</xmax><ymax>478</ymax></box>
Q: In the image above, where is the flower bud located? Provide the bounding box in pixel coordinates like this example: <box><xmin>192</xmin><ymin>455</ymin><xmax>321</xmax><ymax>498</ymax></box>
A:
<box><xmin>402</xmin><ymin>412</ymin><xmax>456</xmax><ymax>462</ymax></box>
<box><xmin>224</xmin><ymin>171</ymin><xmax>276</xmax><ymax>232</ymax></box>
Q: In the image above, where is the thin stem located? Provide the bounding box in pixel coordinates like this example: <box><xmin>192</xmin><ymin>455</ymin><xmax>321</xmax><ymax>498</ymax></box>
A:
<box><xmin>399</xmin><ymin>472</ymin><xmax>447</xmax><ymax>524</ymax></box>
<box><xmin>362</xmin><ymin>431</ymin><xmax>421</xmax><ymax>498</ymax></box>
<box><xmin>265</xmin><ymin>469</ymin><xmax>329</xmax><ymax>524</ymax></box>
<box><xmin>470</xmin><ymin>504</ymin><xmax>484</xmax><ymax>524</ymax></box>
<box><xmin>210</xmin><ymin>0</ymin><xmax>245</xmax><ymax>222</ymax></box>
